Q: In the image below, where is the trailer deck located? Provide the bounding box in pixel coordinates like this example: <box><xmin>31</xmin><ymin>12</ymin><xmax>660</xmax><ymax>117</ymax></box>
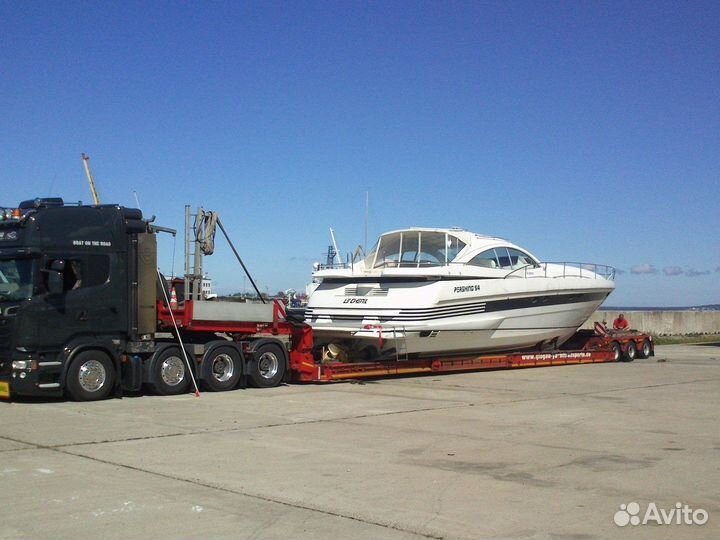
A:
<box><xmin>287</xmin><ymin>327</ymin><xmax>653</xmax><ymax>383</ymax></box>
<box><xmin>158</xmin><ymin>297</ymin><xmax>654</xmax><ymax>386</ymax></box>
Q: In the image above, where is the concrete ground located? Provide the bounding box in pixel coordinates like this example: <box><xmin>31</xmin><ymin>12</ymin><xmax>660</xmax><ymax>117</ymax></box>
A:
<box><xmin>1</xmin><ymin>344</ymin><xmax>718</xmax><ymax>540</ymax></box>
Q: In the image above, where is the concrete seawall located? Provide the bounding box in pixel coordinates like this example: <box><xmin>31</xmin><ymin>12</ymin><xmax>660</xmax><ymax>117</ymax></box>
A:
<box><xmin>582</xmin><ymin>310</ymin><xmax>720</xmax><ymax>335</ymax></box>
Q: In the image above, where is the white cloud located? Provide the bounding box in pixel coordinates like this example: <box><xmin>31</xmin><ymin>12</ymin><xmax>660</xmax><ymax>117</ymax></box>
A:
<box><xmin>685</xmin><ymin>268</ymin><xmax>710</xmax><ymax>277</ymax></box>
<box><xmin>631</xmin><ymin>264</ymin><xmax>657</xmax><ymax>275</ymax></box>
<box><xmin>662</xmin><ymin>266</ymin><xmax>683</xmax><ymax>276</ymax></box>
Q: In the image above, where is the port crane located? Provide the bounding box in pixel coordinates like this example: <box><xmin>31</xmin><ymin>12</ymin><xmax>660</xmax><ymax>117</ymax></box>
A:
<box><xmin>81</xmin><ymin>153</ymin><xmax>101</xmax><ymax>205</ymax></box>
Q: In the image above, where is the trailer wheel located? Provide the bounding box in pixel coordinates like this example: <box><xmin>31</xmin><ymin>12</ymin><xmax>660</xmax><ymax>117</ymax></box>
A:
<box><xmin>150</xmin><ymin>347</ymin><xmax>190</xmax><ymax>395</ymax></box>
<box><xmin>637</xmin><ymin>340</ymin><xmax>652</xmax><ymax>359</ymax></box>
<box><xmin>623</xmin><ymin>341</ymin><xmax>637</xmax><ymax>362</ymax></box>
<box><xmin>248</xmin><ymin>342</ymin><xmax>286</xmax><ymax>388</ymax></box>
<box><xmin>201</xmin><ymin>346</ymin><xmax>242</xmax><ymax>392</ymax></box>
<box><xmin>66</xmin><ymin>350</ymin><xmax>115</xmax><ymax>401</ymax></box>
<box><xmin>610</xmin><ymin>341</ymin><xmax>622</xmax><ymax>362</ymax></box>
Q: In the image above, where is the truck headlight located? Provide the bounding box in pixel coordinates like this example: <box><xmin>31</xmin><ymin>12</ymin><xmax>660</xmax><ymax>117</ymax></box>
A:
<box><xmin>12</xmin><ymin>360</ymin><xmax>34</xmax><ymax>370</ymax></box>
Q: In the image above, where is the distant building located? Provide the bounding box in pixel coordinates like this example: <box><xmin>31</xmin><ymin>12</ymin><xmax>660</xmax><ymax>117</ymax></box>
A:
<box><xmin>201</xmin><ymin>276</ymin><xmax>216</xmax><ymax>299</ymax></box>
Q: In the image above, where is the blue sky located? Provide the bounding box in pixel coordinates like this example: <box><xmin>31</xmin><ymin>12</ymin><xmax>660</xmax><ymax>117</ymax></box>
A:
<box><xmin>1</xmin><ymin>1</ymin><xmax>718</xmax><ymax>306</ymax></box>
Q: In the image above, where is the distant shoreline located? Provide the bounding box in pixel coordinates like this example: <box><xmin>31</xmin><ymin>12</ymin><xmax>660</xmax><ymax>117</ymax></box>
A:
<box><xmin>601</xmin><ymin>305</ymin><xmax>720</xmax><ymax>312</ymax></box>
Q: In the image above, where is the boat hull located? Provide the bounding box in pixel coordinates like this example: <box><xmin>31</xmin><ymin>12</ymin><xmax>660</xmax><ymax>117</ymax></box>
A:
<box><xmin>305</xmin><ymin>278</ymin><xmax>613</xmax><ymax>356</ymax></box>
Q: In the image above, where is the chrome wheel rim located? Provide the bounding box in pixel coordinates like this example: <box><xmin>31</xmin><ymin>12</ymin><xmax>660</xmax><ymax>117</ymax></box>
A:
<box><xmin>212</xmin><ymin>353</ymin><xmax>234</xmax><ymax>382</ymax></box>
<box><xmin>78</xmin><ymin>359</ymin><xmax>106</xmax><ymax>393</ymax></box>
<box><xmin>258</xmin><ymin>352</ymin><xmax>279</xmax><ymax>379</ymax></box>
<box><xmin>161</xmin><ymin>355</ymin><xmax>186</xmax><ymax>386</ymax></box>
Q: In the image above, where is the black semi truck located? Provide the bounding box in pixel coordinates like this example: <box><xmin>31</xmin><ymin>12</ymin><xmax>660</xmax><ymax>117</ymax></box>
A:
<box><xmin>0</xmin><ymin>198</ymin><xmax>295</xmax><ymax>401</ymax></box>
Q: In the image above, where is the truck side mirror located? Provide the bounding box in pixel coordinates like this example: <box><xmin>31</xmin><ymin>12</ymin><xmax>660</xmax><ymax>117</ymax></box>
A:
<box><xmin>47</xmin><ymin>270</ymin><xmax>64</xmax><ymax>295</ymax></box>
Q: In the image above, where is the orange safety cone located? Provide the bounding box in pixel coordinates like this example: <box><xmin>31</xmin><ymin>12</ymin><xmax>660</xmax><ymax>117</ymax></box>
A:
<box><xmin>169</xmin><ymin>286</ymin><xmax>178</xmax><ymax>310</ymax></box>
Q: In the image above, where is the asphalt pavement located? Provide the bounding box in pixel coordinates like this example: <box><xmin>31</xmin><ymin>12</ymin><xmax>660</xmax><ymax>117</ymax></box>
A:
<box><xmin>1</xmin><ymin>343</ymin><xmax>718</xmax><ymax>540</ymax></box>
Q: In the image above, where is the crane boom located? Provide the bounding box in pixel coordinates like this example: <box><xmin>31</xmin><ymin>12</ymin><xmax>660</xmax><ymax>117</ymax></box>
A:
<box><xmin>81</xmin><ymin>153</ymin><xmax>101</xmax><ymax>205</ymax></box>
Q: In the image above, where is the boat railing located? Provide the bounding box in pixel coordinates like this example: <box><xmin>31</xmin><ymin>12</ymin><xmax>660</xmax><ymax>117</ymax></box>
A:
<box><xmin>504</xmin><ymin>262</ymin><xmax>616</xmax><ymax>280</ymax></box>
<box><xmin>316</xmin><ymin>262</ymin><xmax>351</xmax><ymax>271</ymax></box>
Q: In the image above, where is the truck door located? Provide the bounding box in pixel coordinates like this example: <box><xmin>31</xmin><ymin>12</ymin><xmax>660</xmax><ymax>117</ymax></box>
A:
<box><xmin>26</xmin><ymin>255</ymin><xmax>122</xmax><ymax>348</ymax></box>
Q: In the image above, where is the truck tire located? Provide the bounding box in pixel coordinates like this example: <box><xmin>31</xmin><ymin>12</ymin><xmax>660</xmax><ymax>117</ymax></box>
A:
<box><xmin>66</xmin><ymin>350</ymin><xmax>115</xmax><ymax>401</ymax></box>
<box><xmin>248</xmin><ymin>342</ymin><xmax>286</xmax><ymax>388</ymax></box>
<box><xmin>201</xmin><ymin>346</ymin><xmax>242</xmax><ymax>392</ymax></box>
<box><xmin>637</xmin><ymin>340</ymin><xmax>652</xmax><ymax>359</ymax></box>
<box><xmin>149</xmin><ymin>347</ymin><xmax>190</xmax><ymax>395</ymax></box>
<box><xmin>610</xmin><ymin>341</ymin><xmax>622</xmax><ymax>362</ymax></box>
<box><xmin>623</xmin><ymin>341</ymin><xmax>637</xmax><ymax>362</ymax></box>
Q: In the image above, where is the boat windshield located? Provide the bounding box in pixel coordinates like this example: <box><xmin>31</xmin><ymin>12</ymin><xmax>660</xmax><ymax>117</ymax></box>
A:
<box><xmin>0</xmin><ymin>258</ymin><xmax>36</xmax><ymax>302</ymax></box>
<box><xmin>366</xmin><ymin>231</ymin><xmax>466</xmax><ymax>269</ymax></box>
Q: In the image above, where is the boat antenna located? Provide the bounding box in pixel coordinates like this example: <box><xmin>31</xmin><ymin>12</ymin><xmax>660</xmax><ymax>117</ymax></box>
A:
<box><xmin>47</xmin><ymin>172</ymin><xmax>57</xmax><ymax>196</ymax></box>
<box><xmin>364</xmin><ymin>190</ymin><xmax>369</xmax><ymax>253</ymax></box>
<box><xmin>329</xmin><ymin>228</ymin><xmax>341</xmax><ymax>265</ymax></box>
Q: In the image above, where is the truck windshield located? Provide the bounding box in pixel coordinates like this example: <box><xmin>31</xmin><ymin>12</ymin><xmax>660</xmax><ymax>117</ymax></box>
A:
<box><xmin>0</xmin><ymin>258</ymin><xmax>35</xmax><ymax>301</ymax></box>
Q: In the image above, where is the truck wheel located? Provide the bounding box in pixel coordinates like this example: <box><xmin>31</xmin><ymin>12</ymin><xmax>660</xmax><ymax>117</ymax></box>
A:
<box><xmin>150</xmin><ymin>347</ymin><xmax>190</xmax><ymax>395</ymax></box>
<box><xmin>66</xmin><ymin>350</ymin><xmax>115</xmax><ymax>401</ymax></box>
<box><xmin>610</xmin><ymin>341</ymin><xmax>622</xmax><ymax>362</ymax></box>
<box><xmin>201</xmin><ymin>346</ymin><xmax>242</xmax><ymax>392</ymax></box>
<box><xmin>623</xmin><ymin>341</ymin><xmax>637</xmax><ymax>362</ymax></box>
<box><xmin>637</xmin><ymin>340</ymin><xmax>652</xmax><ymax>359</ymax></box>
<box><xmin>248</xmin><ymin>342</ymin><xmax>286</xmax><ymax>388</ymax></box>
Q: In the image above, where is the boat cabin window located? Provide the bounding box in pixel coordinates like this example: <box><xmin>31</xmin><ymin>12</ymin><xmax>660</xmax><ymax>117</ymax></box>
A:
<box><xmin>508</xmin><ymin>248</ymin><xmax>536</xmax><ymax>268</ymax></box>
<box><xmin>468</xmin><ymin>248</ymin><xmax>537</xmax><ymax>270</ymax></box>
<box><xmin>468</xmin><ymin>249</ymin><xmax>500</xmax><ymax>268</ymax></box>
<box><xmin>368</xmin><ymin>231</ymin><xmax>466</xmax><ymax>269</ymax></box>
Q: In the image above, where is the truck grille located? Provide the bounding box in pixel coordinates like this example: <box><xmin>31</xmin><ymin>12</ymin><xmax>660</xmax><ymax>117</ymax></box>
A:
<box><xmin>0</xmin><ymin>316</ymin><xmax>11</xmax><ymax>357</ymax></box>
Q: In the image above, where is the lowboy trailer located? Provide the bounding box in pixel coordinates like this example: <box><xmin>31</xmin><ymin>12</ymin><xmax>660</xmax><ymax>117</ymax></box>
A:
<box><xmin>288</xmin><ymin>327</ymin><xmax>653</xmax><ymax>382</ymax></box>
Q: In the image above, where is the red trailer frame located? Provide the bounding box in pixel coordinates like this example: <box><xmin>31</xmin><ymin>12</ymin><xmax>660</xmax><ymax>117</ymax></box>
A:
<box><xmin>287</xmin><ymin>328</ymin><xmax>653</xmax><ymax>383</ymax></box>
<box><xmin>158</xmin><ymin>299</ymin><xmax>653</xmax><ymax>386</ymax></box>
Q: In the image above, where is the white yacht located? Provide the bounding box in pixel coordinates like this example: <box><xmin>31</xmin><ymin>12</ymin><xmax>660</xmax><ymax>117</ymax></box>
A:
<box><xmin>305</xmin><ymin>228</ymin><xmax>615</xmax><ymax>358</ymax></box>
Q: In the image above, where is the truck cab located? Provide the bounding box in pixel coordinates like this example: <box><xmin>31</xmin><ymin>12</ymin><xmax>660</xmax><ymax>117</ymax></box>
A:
<box><xmin>0</xmin><ymin>198</ymin><xmax>154</xmax><ymax>400</ymax></box>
